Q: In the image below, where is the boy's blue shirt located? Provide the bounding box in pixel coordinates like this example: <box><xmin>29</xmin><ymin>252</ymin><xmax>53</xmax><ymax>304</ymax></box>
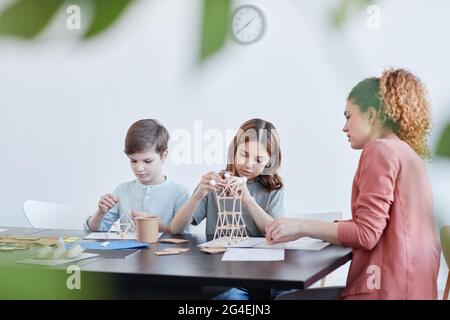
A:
<box><xmin>84</xmin><ymin>177</ymin><xmax>190</xmax><ymax>232</ymax></box>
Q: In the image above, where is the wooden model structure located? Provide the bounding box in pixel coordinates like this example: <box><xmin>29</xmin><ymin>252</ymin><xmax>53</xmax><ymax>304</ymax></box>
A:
<box><xmin>210</xmin><ymin>172</ymin><xmax>249</xmax><ymax>245</ymax></box>
<box><xmin>108</xmin><ymin>206</ymin><xmax>136</xmax><ymax>238</ymax></box>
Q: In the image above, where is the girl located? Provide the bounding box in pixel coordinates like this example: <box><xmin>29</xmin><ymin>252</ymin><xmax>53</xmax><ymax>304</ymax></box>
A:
<box><xmin>266</xmin><ymin>68</ymin><xmax>441</xmax><ymax>300</ymax></box>
<box><xmin>171</xmin><ymin>118</ymin><xmax>285</xmax><ymax>300</ymax></box>
<box><xmin>170</xmin><ymin>118</ymin><xmax>284</xmax><ymax>237</ymax></box>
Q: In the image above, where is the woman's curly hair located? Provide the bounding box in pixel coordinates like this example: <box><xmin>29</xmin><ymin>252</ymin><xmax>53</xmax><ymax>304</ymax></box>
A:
<box><xmin>379</xmin><ymin>68</ymin><xmax>431</xmax><ymax>159</ymax></box>
<box><xmin>348</xmin><ymin>68</ymin><xmax>431</xmax><ymax>159</ymax></box>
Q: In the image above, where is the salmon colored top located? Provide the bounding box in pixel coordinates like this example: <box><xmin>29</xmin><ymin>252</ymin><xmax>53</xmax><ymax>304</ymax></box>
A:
<box><xmin>338</xmin><ymin>133</ymin><xmax>440</xmax><ymax>299</ymax></box>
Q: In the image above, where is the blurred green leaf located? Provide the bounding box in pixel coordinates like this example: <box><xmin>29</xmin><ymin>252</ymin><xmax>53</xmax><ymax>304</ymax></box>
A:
<box><xmin>436</xmin><ymin>122</ymin><xmax>450</xmax><ymax>158</ymax></box>
<box><xmin>0</xmin><ymin>265</ymin><xmax>114</xmax><ymax>299</ymax></box>
<box><xmin>84</xmin><ymin>0</ymin><xmax>133</xmax><ymax>38</ymax></box>
<box><xmin>199</xmin><ymin>0</ymin><xmax>230</xmax><ymax>61</ymax></box>
<box><xmin>331</xmin><ymin>0</ymin><xmax>350</xmax><ymax>28</ymax></box>
<box><xmin>331</xmin><ymin>0</ymin><xmax>374</xmax><ymax>29</ymax></box>
<box><xmin>0</xmin><ymin>0</ymin><xmax>62</xmax><ymax>38</ymax></box>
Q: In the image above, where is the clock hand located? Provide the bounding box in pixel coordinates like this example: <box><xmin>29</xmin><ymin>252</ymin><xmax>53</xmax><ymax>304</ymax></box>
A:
<box><xmin>237</xmin><ymin>16</ymin><xmax>257</xmax><ymax>34</ymax></box>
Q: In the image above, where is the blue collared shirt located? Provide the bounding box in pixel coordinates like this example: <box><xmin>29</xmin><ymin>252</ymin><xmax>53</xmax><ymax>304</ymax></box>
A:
<box><xmin>84</xmin><ymin>177</ymin><xmax>190</xmax><ymax>232</ymax></box>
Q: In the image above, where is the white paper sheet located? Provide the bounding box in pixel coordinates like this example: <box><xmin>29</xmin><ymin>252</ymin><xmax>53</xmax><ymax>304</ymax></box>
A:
<box><xmin>200</xmin><ymin>237</ymin><xmax>329</xmax><ymax>251</ymax></box>
<box><xmin>222</xmin><ymin>248</ymin><xmax>285</xmax><ymax>261</ymax></box>
<box><xmin>255</xmin><ymin>237</ymin><xmax>330</xmax><ymax>251</ymax></box>
<box><xmin>16</xmin><ymin>253</ymin><xmax>99</xmax><ymax>266</ymax></box>
<box><xmin>84</xmin><ymin>232</ymin><xmax>163</xmax><ymax>240</ymax></box>
<box><xmin>199</xmin><ymin>237</ymin><xmax>265</xmax><ymax>248</ymax></box>
<box><xmin>0</xmin><ymin>228</ymin><xmax>7</xmax><ymax>233</ymax></box>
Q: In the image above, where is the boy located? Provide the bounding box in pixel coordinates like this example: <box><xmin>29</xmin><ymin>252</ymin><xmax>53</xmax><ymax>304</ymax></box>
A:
<box><xmin>85</xmin><ymin>119</ymin><xmax>189</xmax><ymax>233</ymax></box>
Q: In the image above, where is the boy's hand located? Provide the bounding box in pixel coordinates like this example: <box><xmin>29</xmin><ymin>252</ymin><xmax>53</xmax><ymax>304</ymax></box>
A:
<box><xmin>98</xmin><ymin>194</ymin><xmax>119</xmax><ymax>214</ymax></box>
<box><xmin>193</xmin><ymin>171</ymin><xmax>224</xmax><ymax>200</ymax></box>
<box><xmin>131</xmin><ymin>210</ymin><xmax>148</xmax><ymax>221</ymax></box>
<box><xmin>131</xmin><ymin>210</ymin><xmax>166</xmax><ymax>231</ymax></box>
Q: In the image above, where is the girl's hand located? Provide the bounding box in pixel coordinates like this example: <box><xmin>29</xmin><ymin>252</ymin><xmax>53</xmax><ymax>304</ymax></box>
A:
<box><xmin>265</xmin><ymin>218</ymin><xmax>305</xmax><ymax>244</ymax></box>
<box><xmin>238</xmin><ymin>180</ymin><xmax>253</xmax><ymax>205</ymax></box>
<box><xmin>193</xmin><ymin>171</ymin><xmax>224</xmax><ymax>200</ymax></box>
<box><xmin>98</xmin><ymin>194</ymin><xmax>119</xmax><ymax>214</ymax></box>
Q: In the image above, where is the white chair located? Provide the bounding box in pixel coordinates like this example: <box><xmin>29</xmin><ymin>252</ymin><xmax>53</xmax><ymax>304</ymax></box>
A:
<box><xmin>23</xmin><ymin>200</ymin><xmax>84</xmax><ymax>230</ymax></box>
<box><xmin>189</xmin><ymin>220</ymin><xmax>206</xmax><ymax>234</ymax></box>
<box><xmin>286</xmin><ymin>211</ymin><xmax>344</xmax><ymax>287</ymax></box>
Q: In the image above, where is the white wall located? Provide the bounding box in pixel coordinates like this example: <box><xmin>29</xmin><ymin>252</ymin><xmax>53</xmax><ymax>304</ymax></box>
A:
<box><xmin>1</xmin><ymin>0</ymin><xmax>449</xmax><ymax>296</ymax></box>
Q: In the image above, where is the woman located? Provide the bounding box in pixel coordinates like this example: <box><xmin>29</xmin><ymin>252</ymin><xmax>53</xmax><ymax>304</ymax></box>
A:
<box><xmin>266</xmin><ymin>68</ymin><xmax>441</xmax><ymax>299</ymax></box>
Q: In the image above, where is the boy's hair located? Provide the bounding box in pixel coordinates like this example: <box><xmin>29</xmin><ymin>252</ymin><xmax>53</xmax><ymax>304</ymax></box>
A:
<box><xmin>226</xmin><ymin>118</ymin><xmax>283</xmax><ymax>192</ymax></box>
<box><xmin>124</xmin><ymin>119</ymin><xmax>169</xmax><ymax>156</ymax></box>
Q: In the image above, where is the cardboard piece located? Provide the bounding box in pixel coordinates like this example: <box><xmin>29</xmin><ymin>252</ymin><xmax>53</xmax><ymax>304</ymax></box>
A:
<box><xmin>154</xmin><ymin>251</ymin><xmax>181</xmax><ymax>256</ymax></box>
<box><xmin>34</xmin><ymin>238</ymin><xmax>59</xmax><ymax>246</ymax></box>
<box><xmin>159</xmin><ymin>238</ymin><xmax>189</xmax><ymax>244</ymax></box>
<box><xmin>0</xmin><ymin>236</ymin><xmax>80</xmax><ymax>247</ymax></box>
<box><xmin>161</xmin><ymin>247</ymin><xmax>190</xmax><ymax>253</ymax></box>
<box><xmin>201</xmin><ymin>247</ymin><xmax>226</xmax><ymax>254</ymax></box>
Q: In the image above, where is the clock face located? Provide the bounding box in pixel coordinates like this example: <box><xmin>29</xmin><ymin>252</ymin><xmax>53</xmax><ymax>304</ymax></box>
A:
<box><xmin>231</xmin><ymin>5</ymin><xmax>265</xmax><ymax>44</ymax></box>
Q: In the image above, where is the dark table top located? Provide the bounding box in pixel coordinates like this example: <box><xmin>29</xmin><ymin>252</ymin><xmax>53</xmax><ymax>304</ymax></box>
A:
<box><xmin>0</xmin><ymin>227</ymin><xmax>352</xmax><ymax>291</ymax></box>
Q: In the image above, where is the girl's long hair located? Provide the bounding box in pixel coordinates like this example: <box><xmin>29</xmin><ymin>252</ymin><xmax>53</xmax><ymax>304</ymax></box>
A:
<box><xmin>225</xmin><ymin>118</ymin><xmax>283</xmax><ymax>191</ymax></box>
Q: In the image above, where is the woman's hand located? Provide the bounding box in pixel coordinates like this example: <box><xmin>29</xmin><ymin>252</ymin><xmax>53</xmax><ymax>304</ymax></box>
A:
<box><xmin>265</xmin><ymin>218</ymin><xmax>305</xmax><ymax>244</ymax></box>
<box><xmin>97</xmin><ymin>194</ymin><xmax>119</xmax><ymax>214</ymax></box>
<box><xmin>193</xmin><ymin>171</ymin><xmax>224</xmax><ymax>200</ymax></box>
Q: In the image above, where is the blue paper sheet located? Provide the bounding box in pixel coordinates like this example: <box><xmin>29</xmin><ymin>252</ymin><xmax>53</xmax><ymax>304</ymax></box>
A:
<box><xmin>77</xmin><ymin>240</ymin><xmax>150</xmax><ymax>250</ymax></box>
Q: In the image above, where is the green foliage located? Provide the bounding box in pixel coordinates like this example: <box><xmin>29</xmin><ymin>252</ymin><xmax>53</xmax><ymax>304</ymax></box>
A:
<box><xmin>0</xmin><ymin>265</ymin><xmax>114</xmax><ymax>299</ymax></box>
<box><xmin>0</xmin><ymin>0</ymin><xmax>133</xmax><ymax>40</ymax></box>
<box><xmin>436</xmin><ymin>121</ymin><xmax>450</xmax><ymax>158</ymax></box>
<box><xmin>441</xmin><ymin>226</ymin><xmax>450</xmax><ymax>269</ymax></box>
<box><xmin>0</xmin><ymin>0</ymin><xmax>376</xmax><ymax>60</ymax></box>
<box><xmin>84</xmin><ymin>0</ymin><xmax>133</xmax><ymax>38</ymax></box>
<box><xmin>0</xmin><ymin>0</ymin><xmax>231</xmax><ymax>61</ymax></box>
<box><xmin>331</xmin><ymin>0</ymin><xmax>374</xmax><ymax>29</ymax></box>
<box><xmin>199</xmin><ymin>0</ymin><xmax>231</xmax><ymax>61</ymax></box>
<box><xmin>0</xmin><ymin>0</ymin><xmax>62</xmax><ymax>38</ymax></box>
